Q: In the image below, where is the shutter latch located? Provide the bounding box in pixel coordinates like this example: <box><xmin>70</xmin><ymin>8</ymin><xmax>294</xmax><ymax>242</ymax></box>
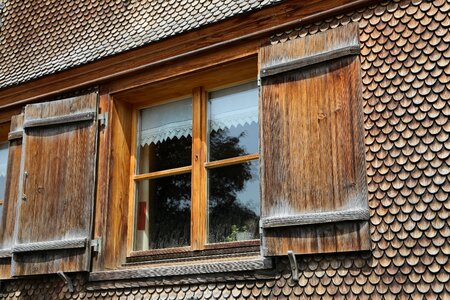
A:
<box><xmin>91</xmin><ymin>238</ymin><xmax>101</xmax><ymax>253</ymax></box>
<box><xmin>287</xmin><ymin>250</ymin><xmax>299</xmax><ymax>282</ymax></box>
<box><xmin>98</xmin><ymin>112</ymin><xmax>108</xmax><ymax>127</ymax></box>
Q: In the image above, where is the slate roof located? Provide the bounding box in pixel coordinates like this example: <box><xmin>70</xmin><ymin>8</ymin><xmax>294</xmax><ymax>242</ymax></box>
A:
<box><xmin>0</xmin><ymin>0</ymin><xmax>282</xmax><ymax>90</ymax></box>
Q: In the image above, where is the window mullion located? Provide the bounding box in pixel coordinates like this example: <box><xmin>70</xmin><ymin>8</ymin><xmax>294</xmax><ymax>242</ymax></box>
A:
<box><xmin>191</xmin><ymin>87</ymin><xmax>207</xmax><ymax>250</ymax></box>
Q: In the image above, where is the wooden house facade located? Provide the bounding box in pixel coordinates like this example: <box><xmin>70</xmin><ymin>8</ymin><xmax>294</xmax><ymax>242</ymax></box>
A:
<box><xmin>0</xmin><ymin>0</ymin><xmax>449</xmax><ymax>298</ymax></box>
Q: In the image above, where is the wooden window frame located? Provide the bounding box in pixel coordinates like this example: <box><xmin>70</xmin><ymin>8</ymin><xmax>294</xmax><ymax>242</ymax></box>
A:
<box><xmin>127</xmin><ymin>77</ymin><xmax>260</xmax><ymax>259</ymax></box>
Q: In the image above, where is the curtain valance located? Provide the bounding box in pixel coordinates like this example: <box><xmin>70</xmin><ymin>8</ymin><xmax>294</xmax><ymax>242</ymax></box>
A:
<box><xmin>139</xmin><ymin>81</ymin><xmax>258</xmax><ymax>146</ymax></box>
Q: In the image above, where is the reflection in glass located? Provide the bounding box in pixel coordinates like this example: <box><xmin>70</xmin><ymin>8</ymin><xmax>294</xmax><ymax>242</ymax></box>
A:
<box><xmin>138</xmin><ymin>98</ymin><xmax>192</xmax><ymax>174</ymax></box>
<box><xmin>0</xmin><ymin>143</ymin><xmax>8</xmax><ymax>200</ymax></box>
<box><xmin>208</xmin><ymin>82</ymin><xmax>258</xmax><ymax>161</ymax></box>
<box><xmin>135</xmin><ymin>174</ymin><xmax>191</xmax><ymax>250</ymax></box>
<box><xmin>207</xmin><ymin>161</ymin><xmax>260</xmax><ymax>243</ymax></box>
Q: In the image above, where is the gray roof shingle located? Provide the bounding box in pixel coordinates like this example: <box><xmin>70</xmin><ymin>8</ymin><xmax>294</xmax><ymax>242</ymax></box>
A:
<box><xmin>0</xmin><ymin>0</ymin><xmax>283</xmax><ymax>89</ymax></box>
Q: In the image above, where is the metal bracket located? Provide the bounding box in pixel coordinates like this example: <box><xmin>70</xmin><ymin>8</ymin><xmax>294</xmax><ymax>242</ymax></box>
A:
<box><xmin>98</xmin><ymin>112</ymin><xmax>108</xmax><ymax>127</ymax></box>
<box><xmin>91</xmin><ymin>238</ymin><xmax>101</xmax><ymax>253</ymax></box>
<box><xmin>287</xmin><ymin>250</ymin><xmax>299</xmax><ymax>282</ymax></box>
<box><xmin>57</xmin><ymin>271</ymin><xmax>74</xmax><ymax>293</ymax></box>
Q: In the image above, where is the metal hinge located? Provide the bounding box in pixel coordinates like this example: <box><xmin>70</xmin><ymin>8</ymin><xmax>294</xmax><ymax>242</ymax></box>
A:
<box><xmin>91</xmin><ymin>238</ymin><xmax>102</xmax><ymax>253</ymax></box>
<box><xmin>257</xmin><ymin>74</ymin><xmax>261</xmax><ymax>87</ymax></box>
<box><xmin>98</xmin><ymin>112</ymin><xmax>108</xmax><ymax>127</ymax></box>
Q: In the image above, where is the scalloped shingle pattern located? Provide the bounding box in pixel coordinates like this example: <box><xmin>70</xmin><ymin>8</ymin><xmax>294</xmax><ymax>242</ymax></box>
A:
<box><xmin>0</xmin><ymin>0</ymin><xmax>282</xmax><ymax>89</ymax></box>
<box><xmin>1</xmin><ymin>0</ymin><xmax>450</xmax><ymax>298</ymax></box>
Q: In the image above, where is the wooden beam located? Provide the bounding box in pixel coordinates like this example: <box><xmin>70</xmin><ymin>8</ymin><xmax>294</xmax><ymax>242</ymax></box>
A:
<box><xmin>0</xmin><ymin>0</ymin><xmax>380</xmax><ymax>108</ymax></box>
<box><xmin>133</xmin><ymin>166</ymin><xmax>193</xmax><ymax>181</ymax></box>
<box><xmin>261</xmin><ymin>208</ymin><xmax>370</xmax><ymax>229</ymax></box>
<box><xmin>204</xmin><ymin>154</ymin><xmax>259</xmax><ymax>169</ymax></box>
<box><xmin>12</xmin><ymin>238</ymin><xmax>87</xmax><ymax>253</ymax></box>
<box><xmin>191</xmin><ymin>87</ymin><xmax>207</xmax><ymax>251</ymax></box>
<box><xmin>260</xmin><ymin>45</ymin><xmax>360</xmax><ymax>77</ymax></box>
<box><xmin>89</xmin><ymin>256</ymin><xmax>272</xmax><ymax>281</ymax></box>
<box><xmin>23</xmin><ymin>111</ymin><xmax>96</xmax><ymax>128</ymax></box>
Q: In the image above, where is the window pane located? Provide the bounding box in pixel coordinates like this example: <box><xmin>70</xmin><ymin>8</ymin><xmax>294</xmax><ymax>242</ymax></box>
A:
<box><xmin>208</xmin><ymin>82</ymin><xmax>258</xmax><ymax>161</ymax></box>
<box><xmin>0</xmin><ymin>143</ymin><xmax>8</xmax><ymax>200</ymax></box>
<box><xmin>138</xmin><ymin>98</ymin><xmax>192</xmax><ymax>174</ymax></box>
<box><xmin>134</xmin><ymin>173</ymin><xmax>191</xmax><ymax>251</ymax></box>
<box><xmin>207</xmin><ymin>160</ymin><xmax>260</xmax><ymax>244</ymax></box>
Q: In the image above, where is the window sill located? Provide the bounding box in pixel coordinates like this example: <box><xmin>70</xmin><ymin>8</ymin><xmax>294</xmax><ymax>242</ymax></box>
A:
<box><xmin>89</xmin><ymin>256</ymin><xmax>272</xmax><ymax>282</ymax></box>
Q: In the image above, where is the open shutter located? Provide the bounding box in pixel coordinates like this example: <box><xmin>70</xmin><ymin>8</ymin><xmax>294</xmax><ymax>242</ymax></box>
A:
<box><xmin>259</xmin><ymin>23</ymin><xmax>370</xmax><ymax>256</ymax></box>
<box><xmin>0</xmin><ymin>115</ymin><xmax>23</xmax><ymax>279</ymax></box>
<box><xmin>11</xmin><ymin>93</ymin><xmax>98</xmax><ymax>276</ymax></box>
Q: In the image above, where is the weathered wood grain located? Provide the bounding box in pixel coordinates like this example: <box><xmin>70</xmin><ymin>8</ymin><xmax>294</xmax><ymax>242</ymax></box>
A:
<box><xmin>261</xmin><ymin>208</ymin><xmax>370</xmax><ymax>228</ymax></box>
<box><xmin>91</xmin><ymin>92</ymin><xmax>111</xmax><ymax>272</ymax></box>
<box><xmin>260</xmin><ymin>45</ymin><xmax>360</xmax><ymax>77</ymax></box>
<box><xmin>259</xmin><ymin>23</ymin><xmax>369</xmax><ymax>255</ymax></box>
<box><xmin>100</xmin><ymin>99</ymin><xmax>132</xmax><ymax>270</ymax></box>
<box><xmin>89</xmin><ymin>257</ymin><xmax>272</xmax><ymax>281</ymax></box>
<box><xmin>262</xmin><ymin>221</ymin><xmax>370</xmax><ymax>256</ymax></box>
<box><xmin>23</xmin><ymin>111</ymin><xmax>96</xmax><ymax>128</ymax></box>
<box><xmin>12</xmin><ymin>93</ymin><xmax>98</xmax><ymax>276</ymax></box>
<box><xmin>12</xmin><ymin>238</ymin><xmax>87</xmax><ymax>253</ymax></box>
<box><xmin>0</xmin><ymin>115</ymin><xmax>23</xmax><ymax>279</ymax></box>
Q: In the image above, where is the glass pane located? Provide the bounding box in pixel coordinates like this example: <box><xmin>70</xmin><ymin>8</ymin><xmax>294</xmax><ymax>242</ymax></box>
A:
<box><xmin>138</xmin><ymin>98</ymin><xmax>192</xmax><ymax>174</ymax></box>
<box><xmin>0</xmin><ymin>143</ymin><xmax>8</xmax><ymax>200</ymax></box>
<box><xmin>134</xmin><ymin>173</ymin><xmax>191</xmax><ymax>251</ymax></box>
<box><xmin>207</xmin><ymin>160</ymin><xmax>260</xmax><ymax>244</ymax></box>
<box><xmin>208</xmin><ymin>81</ymin><xmax>258</xmax><ymax>161</ymax></box>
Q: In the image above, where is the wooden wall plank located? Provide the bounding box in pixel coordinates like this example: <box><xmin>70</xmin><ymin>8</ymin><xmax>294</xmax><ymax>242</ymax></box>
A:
<box><xmin>100</xmin><ymin>99</ymin><xmax>133</xmax><ymax>270</ymax></box>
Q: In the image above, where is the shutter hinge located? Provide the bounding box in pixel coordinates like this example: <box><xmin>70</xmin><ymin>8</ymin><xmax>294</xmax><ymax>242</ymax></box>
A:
<box><xmin>257</xmin><ymin>74</ymin><xmax>261</xmax><ymax>87</ymax></box>
<box><xmin>91</xmin><ymin>238</ymin><xmax>102</xmax><ymax>253</ymax></box>
<box><xmin>98</xmin><ymin>112</ymin><xmax>108</xmax><ymax>128</ymax></box>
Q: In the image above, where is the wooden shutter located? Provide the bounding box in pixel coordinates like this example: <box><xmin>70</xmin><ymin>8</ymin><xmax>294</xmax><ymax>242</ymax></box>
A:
<box><xmin>259</xmin><ymin>23</ymin><xmax>370</xmax><ymax>256</ymax></box>
<box><xmin>11</xmin><ymin>93</ymin><xmax>99</xmax><ymax>276</ymax></box>
<box><xmin>0</xmin><ymin>115</ymin><xmax>23</xmax><ymax>279</ymax></box>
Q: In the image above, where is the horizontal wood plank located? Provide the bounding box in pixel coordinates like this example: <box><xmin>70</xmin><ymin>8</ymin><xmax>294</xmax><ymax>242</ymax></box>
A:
<box><xmin>204</xmin><ymin>154</ymin><xmax>259</xmax><ymax>169</ymax></box>
<box><xmin>0</xmin><ymin>249</ymin><xmax>11</xmax><ymax>259</ymax></box>
<box><xmin>8</xmin><ymin>130</ymin><xmax>23</xmax><ymax>141</ymax></box>
<box><xmin>261</xmin><ymin>208</ymin><xmax>370</xmax><ymax>228</ymax></box>
<box><xmin>260</xmin><ymin>45</ymin><xmax>360</xmax><ymax>77</ymax></box>
<box><xmin>134</xmin><ymin>166</ymin><xmax>192</xmax><ymax>181</ymax></box>
<box><xmin>23</xmin><ymin>111</ymin><xmax>96</xmax><ymax>128</ymax></box>
<box><xmin>12</xmin><ymin>238</ymin><xmax>87</xmax><ymax>253</ymax></box>
<box><xmin>89</xmin><ymin>257</ymin><xmax>272</xmax><ymax>281</ymax></box>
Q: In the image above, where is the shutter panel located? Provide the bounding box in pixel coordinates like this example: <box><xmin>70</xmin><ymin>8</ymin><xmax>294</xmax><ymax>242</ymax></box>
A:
<box><xmin>0</xmin><ymin>115</ymin><xmax>23</xmax><ymax>279</ymax></box>
<box><xmin>259</xmin><ymin>23</ymin><xmax>370</xmax><ymax>256</ymax></box>
<box><xmin>11</xmin><ymin>93</ymin><xmax>98</xmax><ymax>276</ymax></box>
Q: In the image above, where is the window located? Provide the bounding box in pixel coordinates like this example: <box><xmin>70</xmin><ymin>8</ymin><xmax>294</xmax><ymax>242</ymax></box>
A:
<box><xmin>133</xmin><ymin>81</ymin><xmax>260</xmax><ymax>252</ymax></box>
<box><xmin>0</xmin><ymin>142</ymin><xmax>7</xmax><ymax>218</ymax></box>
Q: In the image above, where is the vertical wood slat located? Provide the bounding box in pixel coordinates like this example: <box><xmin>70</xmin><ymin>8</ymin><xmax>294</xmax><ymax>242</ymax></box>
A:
<box><xmin>191</xmin><ymin>87</ymin><xmax>207</xmax><ymax>250</ymax></box>
<box><xmin>91</xmin><ymin>93</ymin><xmax>111</xmax><ymax>271</ymax></box>
<box><xmin>259</xmin><ymin>23</ymin><xmax>369</xmax><ymax>256</ymax></box>
<box><xmin>12</xmin><ymin>93</ymin><xmax>99</xmax><ymax>276</ymax></box>
<box><xmin>0</xmin><ymin>115</ymin><xmax>23</xmax><ymax>279</ymax></box>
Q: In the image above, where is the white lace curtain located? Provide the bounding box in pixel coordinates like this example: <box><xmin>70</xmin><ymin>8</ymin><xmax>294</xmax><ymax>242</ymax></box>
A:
<box><xmin>0</xmin><ymin>144</ymin><xmax>8</xmax><ymax>177</ymax></box>
<box><xmin>139</xmin><ymin>81</ymin><xmax>258</xmax><ymax>146</ymax></box>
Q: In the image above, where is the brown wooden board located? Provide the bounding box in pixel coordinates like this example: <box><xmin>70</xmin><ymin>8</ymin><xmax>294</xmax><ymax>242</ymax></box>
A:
<box><xmin>11</xmin><ymin>93</ymin><xmax>98</xmax><ymax>276</ymax></box>
<box><xmin>0</xmin><ymin>115</ymin><xmax>23</xmax><ymax>279</ymax></box>
<box><xmin>259</xmin><ymin>23</ymin><xmax>369</xmax><ymax>255</ymax></box>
